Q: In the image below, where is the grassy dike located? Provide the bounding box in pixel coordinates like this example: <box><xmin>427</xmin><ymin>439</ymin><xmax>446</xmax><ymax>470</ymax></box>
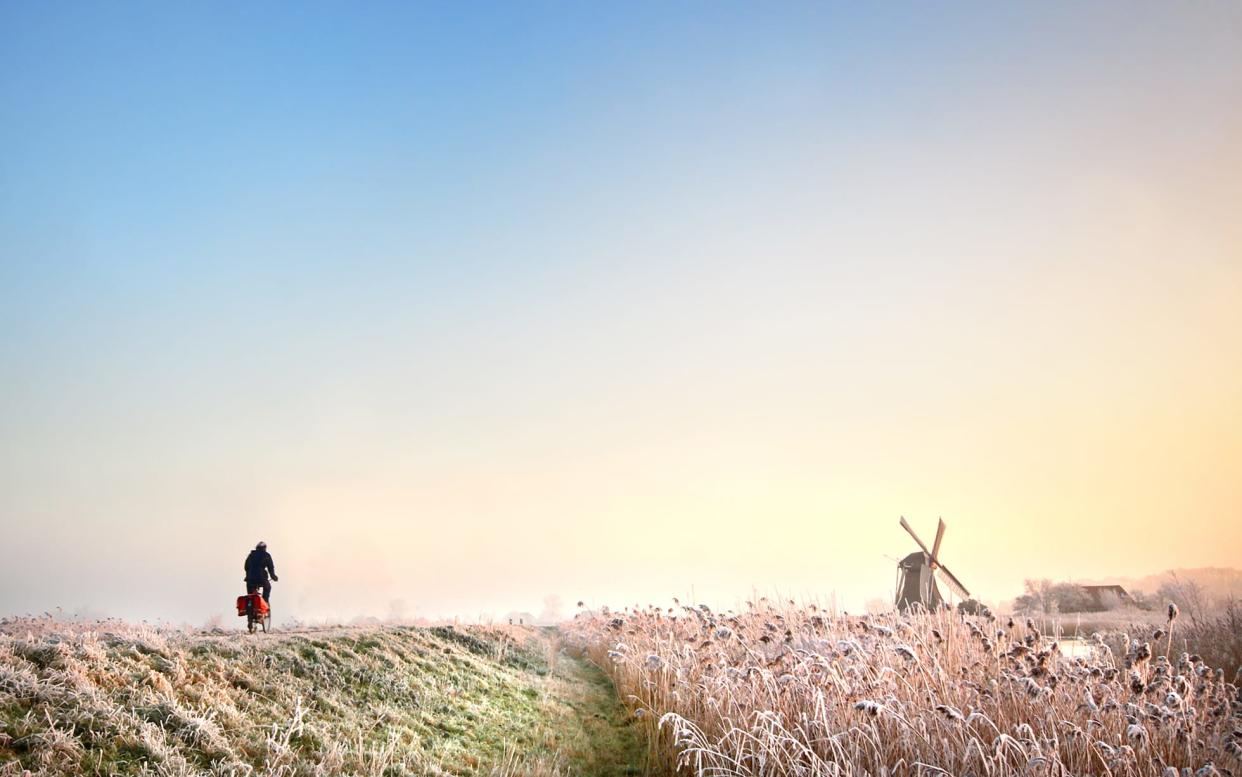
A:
<box><xmin>0</xmin><ymin>620</ymin><xmax>649</xmax><ymax>776</ymax></box>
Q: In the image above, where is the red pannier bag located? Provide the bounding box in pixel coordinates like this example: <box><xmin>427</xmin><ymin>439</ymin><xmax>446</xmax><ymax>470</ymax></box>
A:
<box><xmin>236</xmin><ymin>593</ymin><xmax>269</xmax><ymax>617</ymax></box>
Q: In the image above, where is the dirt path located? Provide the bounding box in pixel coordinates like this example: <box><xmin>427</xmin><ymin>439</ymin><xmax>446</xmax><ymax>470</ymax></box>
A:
<box><xmin>554</xmin><ymin>648</ymin><xmax>651</xmax><ymax>776</ymax></box>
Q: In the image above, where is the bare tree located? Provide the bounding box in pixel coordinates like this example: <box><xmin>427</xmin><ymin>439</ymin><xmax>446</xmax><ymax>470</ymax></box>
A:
<box><xmin>1156</xmin><ymin>573</ymin><xmax>1210</xmax><ymax>622</ymax></box>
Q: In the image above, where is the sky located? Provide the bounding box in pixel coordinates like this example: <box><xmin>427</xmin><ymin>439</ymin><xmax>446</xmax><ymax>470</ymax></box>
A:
<box><xmin>2</xmin><ymin>2</ymin><xmax>1240</xmax><ymax>625</ymax></box>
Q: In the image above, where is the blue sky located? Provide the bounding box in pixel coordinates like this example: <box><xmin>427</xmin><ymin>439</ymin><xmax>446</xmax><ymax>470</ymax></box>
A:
<box><xmin>2</xmin><ymin>2</ymin><xmax>1240</xmax><ymax>623</ymax></box>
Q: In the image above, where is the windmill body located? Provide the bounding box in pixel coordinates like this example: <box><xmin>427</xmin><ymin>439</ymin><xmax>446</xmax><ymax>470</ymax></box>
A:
<box><xmin>895</xmin><ymin>551</ymin><xmax>943</xmax><ymax>610</ymax></box>
<box><xmin>894</xmin><ymin>517</ymin><xmax>971</xmax><ymax>612</ymax></box>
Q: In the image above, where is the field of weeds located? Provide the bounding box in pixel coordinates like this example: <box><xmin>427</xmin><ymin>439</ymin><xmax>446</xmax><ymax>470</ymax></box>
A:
<box><xmin>1044</xmin><ymin>605</ymin><xmax>1242</xmax><ymax>680</ymax></box>
<box><xmin>0</xmin><ymin>617</ymin><xmax>646</xmax><ymax>776</ymax></box>
<box><xmin>566</xmin><ymin>600</ymin><xmax>1242</xmax><ymax>777</ymax></box>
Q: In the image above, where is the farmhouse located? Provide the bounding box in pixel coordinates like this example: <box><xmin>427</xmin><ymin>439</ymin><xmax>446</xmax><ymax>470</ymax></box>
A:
<box><xmin>1078</xmin><ymin>584</ymin><xmax>1134</xmax><ymax>610</ymax></box>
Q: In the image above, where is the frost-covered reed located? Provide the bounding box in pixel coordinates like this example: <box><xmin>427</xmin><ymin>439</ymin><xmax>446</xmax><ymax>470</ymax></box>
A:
<box><xmin>566</xmin><ymin>600</ymin><xmax>1241</xmax><ymax>777</ymax></box>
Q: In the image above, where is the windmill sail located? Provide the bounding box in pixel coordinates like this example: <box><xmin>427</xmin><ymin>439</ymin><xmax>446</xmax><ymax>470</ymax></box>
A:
<box><xmin>935</xmin><ymin>563</ymin><xmax>970</xmax><ymax>599</ymax></box>
<box><xmin>899</xmin><ymin>517</ymin><xmax>932</xmax><ymax>557</ymax></box>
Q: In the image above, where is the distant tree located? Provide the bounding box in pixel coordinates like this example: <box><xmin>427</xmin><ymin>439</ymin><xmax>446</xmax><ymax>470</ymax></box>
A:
<box><xmin>865</xmin><ymin>598</ymin><xmax>893</xmax><ymax>615</ymax></box>
<box><xmin>1157</xmin><ymin>575</ymin><xmax>1210</xmax><ymax>621</ymax></box>
<box><xmin>1013</xmin><ymin>579</ymin><xmax>1109</xmax><ymax>613</ymax></box>
<box><xmin>957</xmin><ymin>599</ymin><xmax>990</xmax><ymax>617</ymax></box>
<box><xmin>538</xmin><ymin>595</ymin><xmax>564</xmax><ymax>625</ymax></box>
<box><xmin>1048</xmin><ymin>582</ymin><xmax>1097</xmax><ymax>613</ymax></box>
<box><xmin>388</xmin><ymin>598</ymin><xmax>409</xmax><ymax>621</ymax></box>
<box><xmin>1014</xmin><ymin>579</ymin><xmax>1053</xmax><ymax>613</ymax></box>
<box><xmin>1177</xmin><ymin>597</ymin><xmax>1242</xmax><ymax>677</ymax></box>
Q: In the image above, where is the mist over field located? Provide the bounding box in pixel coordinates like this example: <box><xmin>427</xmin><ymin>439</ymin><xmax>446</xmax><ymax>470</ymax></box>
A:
<box><xmin>3</xmin><ymin>2</ymin><xmax>1242</xmax><ymax>629</ymax></box>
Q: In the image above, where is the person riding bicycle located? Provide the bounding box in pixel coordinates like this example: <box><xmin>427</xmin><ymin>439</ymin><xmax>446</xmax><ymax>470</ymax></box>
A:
<box><xmin>244</xmin><ymin>541</ymin><xmax>278</xmax><ymax>605</ymax></box>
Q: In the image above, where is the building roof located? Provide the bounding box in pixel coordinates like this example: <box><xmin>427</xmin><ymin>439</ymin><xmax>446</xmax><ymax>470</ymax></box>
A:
<box><xmin>1078</xmin><ymin>584</ymin><xmax>1133</xmax><ymax>608</ymax></box>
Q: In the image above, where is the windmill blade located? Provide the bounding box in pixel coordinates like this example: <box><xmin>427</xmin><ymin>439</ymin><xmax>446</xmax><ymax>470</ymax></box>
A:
<box><xmin>899</xmin><ymin>516</ymin><xmax>933</xmax><ymax>558</ymax></box>
<box><xmin>935</xmin><ymin>563</ymin><xmax>971</xmax><ymax>599</ymax></box>
<box><xmin>931</xmin><ymin>518</ymin><xmax>946</xmax><ymax>563</ymax></box>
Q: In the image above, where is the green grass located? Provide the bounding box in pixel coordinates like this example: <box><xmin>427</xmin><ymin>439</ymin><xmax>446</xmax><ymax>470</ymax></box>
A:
<box><xmin>556</xmin><ymin>657</ymin><xmax>649</xmax><ymax>776</ymax></box>
<box><xmin>0</xmin><ymin>620</ymin><xmax>651</xmax><ymax>776</ymax></box>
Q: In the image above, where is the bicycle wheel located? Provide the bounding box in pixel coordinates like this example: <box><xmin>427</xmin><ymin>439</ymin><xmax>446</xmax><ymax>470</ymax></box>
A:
<box><xmin>262</xmin><ymin>612</ymin><xmax>271</xmax><ymax>633</ymax></box>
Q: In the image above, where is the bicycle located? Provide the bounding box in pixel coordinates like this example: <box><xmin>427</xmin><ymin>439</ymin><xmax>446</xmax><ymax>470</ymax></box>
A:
<box><xmin>237</xmin><ymin>591</ymin><xmax>271</xmax><ymax>634</ymax></box>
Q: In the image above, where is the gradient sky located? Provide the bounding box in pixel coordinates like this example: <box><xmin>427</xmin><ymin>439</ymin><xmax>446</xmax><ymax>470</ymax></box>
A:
<box><xmin>2</xmin><ymin>2</ymin><xmax>1240</xmax><ymax>625</ymax></box>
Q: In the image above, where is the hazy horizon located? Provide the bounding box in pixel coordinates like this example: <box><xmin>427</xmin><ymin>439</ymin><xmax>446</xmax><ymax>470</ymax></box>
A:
<box><xmin>3</xmin><ymin>3</ymin><xmax>1240</xmax><ymax>626</ymax></box>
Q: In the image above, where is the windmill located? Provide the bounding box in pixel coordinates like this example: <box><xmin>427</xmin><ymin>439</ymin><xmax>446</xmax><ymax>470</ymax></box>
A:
<box><xmin>895</xmin><ymin>516</ymin><xmax>971</xmax><ymax>611</ymax></box>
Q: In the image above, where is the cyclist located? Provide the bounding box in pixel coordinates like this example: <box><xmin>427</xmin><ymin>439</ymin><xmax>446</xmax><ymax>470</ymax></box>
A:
<box><xmin>244</xmin><ymin>541</ymin><xmax>278</xmax><ymax>605</ymax></box>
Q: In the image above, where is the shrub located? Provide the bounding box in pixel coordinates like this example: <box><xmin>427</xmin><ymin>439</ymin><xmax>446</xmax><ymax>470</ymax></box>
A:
<box><xmin>1178</xmin><ymin>598</ymin><xmax>1242</xmax><ymax>680</ymax></box>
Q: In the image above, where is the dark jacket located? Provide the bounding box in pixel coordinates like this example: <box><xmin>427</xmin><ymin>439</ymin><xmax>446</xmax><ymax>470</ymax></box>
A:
<box><xmin>244</xmin><ymin>549</ymin><xmax>276</xmax><ymax>584</ymax></box>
